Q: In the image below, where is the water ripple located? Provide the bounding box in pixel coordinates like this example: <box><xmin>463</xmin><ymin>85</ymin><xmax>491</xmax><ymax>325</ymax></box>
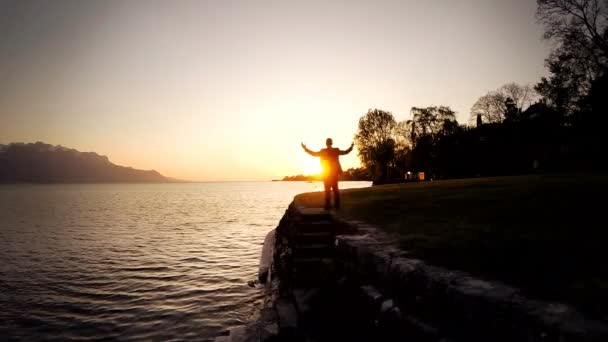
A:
<box><xmin>0</xmin><ymin>181</ymin><xmax>370</xmax><ymax>340</ymax></box>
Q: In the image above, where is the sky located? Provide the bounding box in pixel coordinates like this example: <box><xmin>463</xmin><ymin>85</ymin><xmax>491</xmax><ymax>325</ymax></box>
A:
<box><xmin>0</xmin><ymin>0</ymin><xmax>551</xmax><ymax>181</ymax></box>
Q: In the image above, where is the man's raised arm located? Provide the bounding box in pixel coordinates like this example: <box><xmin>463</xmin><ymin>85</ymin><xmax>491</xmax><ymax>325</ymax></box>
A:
<box><xmin>301</xmin><ymin>142</ymin><xmax>321</xmax><ymax>157</ymax></box>
<box><xmin>339</xmin><ymin>142</ymin><xmax>354</xmax><ymax>155</ymax></box>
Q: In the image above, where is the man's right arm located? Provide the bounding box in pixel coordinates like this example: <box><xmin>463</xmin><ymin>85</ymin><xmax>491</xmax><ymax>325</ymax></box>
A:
<box><xmin>301</xmin><ymin>143</ymin><xmax>320</xmax><ymax>157</ymax></box>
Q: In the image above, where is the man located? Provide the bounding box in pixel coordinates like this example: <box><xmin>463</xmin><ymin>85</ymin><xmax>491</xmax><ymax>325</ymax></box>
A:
<box><xmin>301</xmin><ymin>138</ymin><xmax>354</xmax><ymax>210</ymax></box>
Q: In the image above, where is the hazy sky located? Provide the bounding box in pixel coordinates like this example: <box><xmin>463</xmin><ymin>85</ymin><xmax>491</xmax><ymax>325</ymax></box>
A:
<box><xmin>0</xmin><ymin>0</ymin><xmax>550</xmax><ymax>181</ymax></box>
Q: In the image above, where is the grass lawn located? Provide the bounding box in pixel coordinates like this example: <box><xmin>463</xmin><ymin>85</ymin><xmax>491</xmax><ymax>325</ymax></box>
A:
<box><xmin>294</xmin><ymin>174</ymin><xmax>608</xmax><ymax>318</ymax></box>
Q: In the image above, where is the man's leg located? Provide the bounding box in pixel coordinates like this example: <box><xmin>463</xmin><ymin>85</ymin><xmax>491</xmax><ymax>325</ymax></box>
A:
<box><xmin>323</xmin><ymin>179</ymin><xmax>331</xmax><ymax>210</ymax></box>
<box><xmin>332</xmin><ymin>179</ymin><xmax>340</xmax><ymax>209</ymax></box>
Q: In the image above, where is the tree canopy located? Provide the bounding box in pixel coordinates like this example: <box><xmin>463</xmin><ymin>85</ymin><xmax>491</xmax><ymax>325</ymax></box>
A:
<box><xmin>354</xmin><ymin>109</ymin><xmax>398</xmax><ymax>181</ymax></box>
<box><xmin>346</xmin><ymin>1</ymin><xmax>608</xmax><ymax>183</ymax></box>
<box><xmin>470</xmin><ymin>83</ymin><xmax>536</xmax><ymax>124</ymax></box>
<box><xmin>535</xmin><ymin>0</ymin><xmax>608</xmax><ymax>114</ymax></box>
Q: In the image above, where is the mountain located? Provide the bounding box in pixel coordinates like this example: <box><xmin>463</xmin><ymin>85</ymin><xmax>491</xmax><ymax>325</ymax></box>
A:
<box><xmin>0</xmin><ymin>142</ymin><xmax>170</xmax><ymax>183</ymax></box>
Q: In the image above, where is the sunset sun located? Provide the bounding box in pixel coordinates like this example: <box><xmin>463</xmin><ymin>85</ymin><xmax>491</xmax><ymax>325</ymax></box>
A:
<box><xmin>303</xmin><ymin>158</ymin><xmax>322</xmax><ymax>175</ymax></box>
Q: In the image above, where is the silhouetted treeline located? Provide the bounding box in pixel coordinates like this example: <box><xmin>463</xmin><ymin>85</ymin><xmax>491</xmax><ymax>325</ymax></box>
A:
<box><xmin>356</xmin><ymin>87</ymin><xmax>607</xmax><ymax>182</ymax></box>
<box><xmin>354</xmin><ymin>0</ymin><xmax>608</xmax><ymax>182</ymax></box>
<box><xmin>340</xmin><ymin>167</ymin><xmax>372</xmax><ymax>181</ymax></box>
<box><xmin>281</xmin><ymin>174</ymin><xmax>321</xmax><ymax>181</ymax></box>
<box><xmin>281</xmin><ymin>167</ymin><xmax>371</xmax><ymax>181</ymax></box>
<box><xmin>0</xmin><ymin>142</ymin><xmax>169</xmax><ymax>183</ymax></box>
<box><xmin>410</xmin><ymin>103</ymin><xmax>576</xmax><ymax>179</ymax></box>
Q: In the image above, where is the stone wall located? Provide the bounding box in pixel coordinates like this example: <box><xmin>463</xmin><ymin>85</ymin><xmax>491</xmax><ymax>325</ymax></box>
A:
<box><xmin>333</xmin><ymin>217</ymin><xmax>608</xmax><ymax>342</ymax></box>
<box><xmin>218</xmin><ymin>202</ymin><xmax>608</xmax><ymax>342</ymax></box>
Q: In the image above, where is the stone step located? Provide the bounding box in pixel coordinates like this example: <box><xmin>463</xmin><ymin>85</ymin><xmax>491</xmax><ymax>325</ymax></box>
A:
<box><xmin>294</xmin><ymin>239</ymin><xmax>333</xmax><ymax>248</ymax></box>
<box><xmin>292</xmin><ymin>257</ymin><xmax>335</xmax><ymax>283</ymax></box>
<box><xmin>297</xmin><ymin>222</ymin><xmax>334</xmax><ymax>233</ymax></box>
<box><xmin>292</xmin><ymin>244</ymin><xmax>333</xmax><ymax>258</ymax></box>
<box><xmin>295</xmin><ymin>231</ymin><xmax>334</xmax><ymax>245</ymax></box>
<box><xmin>293</xmin><ymin>288</ymin><xmax>321</xmax><ymax>316</ymax></box>
<box><xmin>291</xmin><ymin>275</ymin><xmax>333</xmax><ymax>288</ymax></box>
<box><xmin>293</xmin><ymin>256</ymin><xmax>332</xmax><ymax>264</ymax></box>
<box><xmin>297</xmin><ymin>231</ymin><xmax>332</xmax><ymax>237</ymax></box>
<box><xmin>298</xmin><ymin>208</ymin><xmax>333</xmax><ymax>222</ymax></box>
<box><xmin>275</xmin><ymin>298</ymin><xmax>298</xmax><ymax>331</ymax></box>
<box><xmin>295</xmin><ymin>243</ymin><xmax>333</xmax><ymax>250</ymax></box>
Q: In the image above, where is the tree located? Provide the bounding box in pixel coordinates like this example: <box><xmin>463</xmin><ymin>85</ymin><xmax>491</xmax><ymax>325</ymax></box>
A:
<box><xmin>340</xmin><ymin>167</ymin><xmax>372</xmax><ymax>181</ymax></box>
<box><xmin>536</xmin><ymin>0</ymin><xmax>608</xmax><ymax>114</ymax></box>
<box><xmin>405</xmin><ymin>106</ymin><xmax>459</xmax><ymax>178</ymax></box>
<box><xmin>535</xmin><ymin>52</ymin><xmax>587</xmax><ymax>114</ymax></box>
<box><xmin>501</xmin><ymin>83</ymin><xmax>536</xmax><ymax>113</ymax></box>
<box><xmin>409</xmin><ymin>106</ymin><xmax>457</xmax><ymax>139</ymax></box>
<box><xmin>470</xmin><ymin>83</ymin><xmax>536</xmax><ymax>123</ymax></box>
<box><xmin>470</xmin><ymin>91</ymin><xmax>507</xmax><ymax>124</ymax></box>
<box><xmin>391</xmin><ymin>144</ymin><xmax>411</xmax><ymax>178</ymax></box>
<box><xmin>537</xmin><ymin>0</ymin><xmax>608</xmax><ymax>68</ymax></box>
<box><xmin>354</xmin><ymin>109</ymin><xmax>398</xmax><ymax>180</ymax></box>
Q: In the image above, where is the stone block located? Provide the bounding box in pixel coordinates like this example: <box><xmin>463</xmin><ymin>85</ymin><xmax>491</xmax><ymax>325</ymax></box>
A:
<box><xmin>360</xmin><ymin>285</ymin><xmax>383</xmax><ymax>308</ymax></box>
<box><xmin>260</xmin><ymin>322</ymin><xmax>278</xmax><ymax>340</ymax></box>
<box><xmin>286</xmin><ymin>204</ymin><xmax>608</xmax><ymax>342</ymax></box>
<box><xmin>293</xmin><ymin>288</ymin><xmax>320</xmax><ymax>316</ymax></box>
<box><xmin>227</xmin><ymin>326</ymin><xmax>247</xmax><ymax>342</ymax></box>
<box><xmin>259</xmin><ymin>307</ymin><xmax>277</xmax><ymax>322</ymax></box>
<box><xmin>275</xmin><ymin>298</ymin><xmax>298</xmax><ymax>330</ymax></box>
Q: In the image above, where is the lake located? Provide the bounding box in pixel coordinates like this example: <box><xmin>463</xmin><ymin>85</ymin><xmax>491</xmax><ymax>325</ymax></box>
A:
<box><xmin>0</xmin><ymin>181</ymin><xmax>370</xmax><ymax>341</ymax></box>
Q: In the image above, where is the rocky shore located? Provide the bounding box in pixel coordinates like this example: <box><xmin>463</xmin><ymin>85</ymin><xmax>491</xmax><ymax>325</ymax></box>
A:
<box><xmin>217</xmin><ymin>202</ymin><xmax>608</xmax><ymax>342</ymax></box>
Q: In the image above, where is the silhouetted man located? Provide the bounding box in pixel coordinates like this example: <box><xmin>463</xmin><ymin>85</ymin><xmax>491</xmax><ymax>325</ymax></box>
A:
<box><xmin>301</xmin><ymin>138</ymin><xmax>354</xmax><ymax>210</ymax></box>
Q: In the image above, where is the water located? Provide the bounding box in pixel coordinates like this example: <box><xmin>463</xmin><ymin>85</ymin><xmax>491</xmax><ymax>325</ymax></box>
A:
<box><xmin>0</xmin><ymin>181</ymin><xmax>370</xmax><ymax>341</ymax></box>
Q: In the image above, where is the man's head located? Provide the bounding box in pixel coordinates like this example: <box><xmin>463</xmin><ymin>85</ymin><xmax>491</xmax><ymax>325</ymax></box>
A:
<box><xmin>326</xmin><ymin>138</ymin><xmax>333</xmax><ymax>147</ymax></box>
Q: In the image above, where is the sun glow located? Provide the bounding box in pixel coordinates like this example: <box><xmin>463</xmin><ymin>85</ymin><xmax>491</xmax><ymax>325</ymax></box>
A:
<box><xmin>302</xmin><ymin>157</ymin><xmax>322</xmax><ymax>175</ymax></box>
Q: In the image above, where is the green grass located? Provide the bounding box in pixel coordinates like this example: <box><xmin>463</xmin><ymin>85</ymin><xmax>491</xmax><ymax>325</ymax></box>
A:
<box><xmin>295</xmin><ymin>174</ymin><xmax>608</xmax><ymax>317</ymax></box>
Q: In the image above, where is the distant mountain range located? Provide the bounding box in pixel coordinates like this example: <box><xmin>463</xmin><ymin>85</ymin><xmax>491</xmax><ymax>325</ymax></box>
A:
<box><xmin>0</xmin><ymin>142</ymin><xmax>171</xmax><ymax>183</ymax></box>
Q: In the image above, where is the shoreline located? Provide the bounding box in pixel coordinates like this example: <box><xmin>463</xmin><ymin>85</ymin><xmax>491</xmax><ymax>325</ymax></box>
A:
<box><xmin>219</xmin><ymin>197</ymin><xmax>608</xmax><ymax>341</ymax></box>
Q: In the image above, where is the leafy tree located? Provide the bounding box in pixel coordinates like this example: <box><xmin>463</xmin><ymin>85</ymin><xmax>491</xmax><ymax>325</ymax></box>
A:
<box><xmin>354</xmin><ymin>109</ymin><xmax>398</xmax><ymax>180</ymax></box>
<box><xmin>405</xmin><ymin>106</ymin><xmax>459</xmax><ymax>178</ymax></box>
<box><xmin>391</xmin><ymin>144</ymin><xmax>411</xmax><ymax>178</ymax></box>
<box><xmin>411</xmin><ymin>134</ymin><xmax>434</xmax><ymax>176</ymax></box>
<box><xmin>535</xmin><ymin>0</ymin><xmax>608</xmax><ymax>114</ymax></box>
<box><xmin>470</xmin><ymin>91</ymin><xmax>507</xmax><ymax>124</ymax></box>
<box><xmin>501</xmin><ymin>83</ymin><xmax>537</xmax><ymax>111</ymax></box>
<box><xmin>408</xmin><ymin>106</ymin><xmax>457</xmax><ymax>140</ymax></box>
<box><xmin>470</xmin><ymin>83</ymin><xmax>536</xmax><ymax>123</ymax></box>
<box><xmin>340</xmin><ymin>167</ymin><xmax>372</xmax><ymax>181</ymax></box>
<box><xmin>535</xmin><ymin>44</ymin><xmax>595</xmax><ymax>115</ymax></box>
<box><xmin>537</xmin><ymin>0</ymin><xmax>607</xmax><ymax>68</ymax></box>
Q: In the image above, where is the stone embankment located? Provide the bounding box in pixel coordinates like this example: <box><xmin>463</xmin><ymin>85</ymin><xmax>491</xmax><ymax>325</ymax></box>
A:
<box><xmin>217</xmin><ymin>202</ymin><xmax>608</xmax><ymax>342</ymax></box>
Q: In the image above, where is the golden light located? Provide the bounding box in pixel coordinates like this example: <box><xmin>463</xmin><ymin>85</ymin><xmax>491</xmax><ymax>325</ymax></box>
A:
<box><xmin>302</xmin><ymin>157</ymin><xmax>322</xmax><ymax>175</ymax></box>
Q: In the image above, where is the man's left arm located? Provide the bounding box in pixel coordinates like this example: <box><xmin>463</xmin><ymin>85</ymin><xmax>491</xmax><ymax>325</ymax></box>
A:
<box><xmin>339</xmin><ymin>143</ymin><xmax>354</xmax><ymax>155</ymax></box>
